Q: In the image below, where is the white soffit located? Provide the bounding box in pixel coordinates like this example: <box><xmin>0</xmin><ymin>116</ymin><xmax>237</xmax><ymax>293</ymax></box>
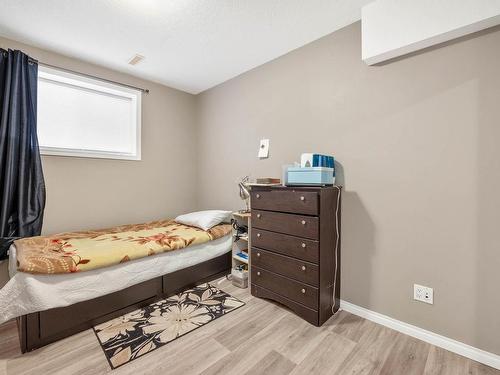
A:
<box><xmin>362</xmin><ymin>0</ymin><xmax>500</xmax><ymax>65</ymax></box>
<box><xmin>0</xmin><ymin>0</ymin><xmax>372</xmax><ymax>94</ymax></box>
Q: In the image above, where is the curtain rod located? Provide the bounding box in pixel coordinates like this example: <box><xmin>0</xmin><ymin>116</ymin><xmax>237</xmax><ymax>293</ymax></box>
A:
<box><xmin>37</xmin><ymin>61</ymin><xmax>150</xmax><ymax>94</ymax></box>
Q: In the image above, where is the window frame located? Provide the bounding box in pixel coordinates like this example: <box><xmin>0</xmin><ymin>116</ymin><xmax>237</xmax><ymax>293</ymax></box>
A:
<box><xmin>37</xmin><ymin>65</ymin><xmax>142</xmax><ymax>161</ymax></box>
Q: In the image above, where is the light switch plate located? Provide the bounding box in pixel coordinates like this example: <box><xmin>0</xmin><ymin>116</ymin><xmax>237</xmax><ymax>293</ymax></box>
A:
<box><xmin>258</xmin><ymin>139</ymin><xmax>269</xmax><ymax>158</ymax></box>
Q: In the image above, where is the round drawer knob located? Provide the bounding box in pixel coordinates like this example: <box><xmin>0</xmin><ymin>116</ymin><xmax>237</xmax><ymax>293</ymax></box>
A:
<box><xmin>301</xmin><ymin>243</ymin><xmax>306</xmax><ymax>248</ymax></box>
<box><xmin>257</xmin><ymin>233</ymin><xmax>261</xmax><ymax>237</ymax></box>
<box><xmin>300</xmin><ymin>196</ymin><xmax>305</xmax><ymax>201</ymax></box>
<box><xmin>301</xmin><ymin>220</ymin><xmax>306</xmax><ymax>225</ymax></box>
<box><xmin>257</xmin><ymin>252</ymin><xmax>261</xmax><ymax>257</ymax></box>
<box><xmin>301</xmin><ymin>288</ymin><xmax>306</xmax><ymax>294</ymax></box>
<box><xmin>301</xmin><ymin>265</ymin><xmax>306</xmax><ymax>271</ymax></box>
<box><xmin>257</xmin><ymin>214</ymin><xmax>261</xmax><ymax>218</ymax></box>
<box><xmin>256</xmin><ymin>194</ymin><xmax>260</xmax><ymax>199</ymax></box>
<box><xmin>257</xmin><ymin>271</ymin><xmax>261</xmax><ymax>276</ymax></box>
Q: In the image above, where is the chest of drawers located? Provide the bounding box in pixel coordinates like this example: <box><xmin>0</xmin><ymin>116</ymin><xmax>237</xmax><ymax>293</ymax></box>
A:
<box><xmin>250</xmin><ymin>186</ymin><xmax>341</xmax><ymax>326</ymax></box>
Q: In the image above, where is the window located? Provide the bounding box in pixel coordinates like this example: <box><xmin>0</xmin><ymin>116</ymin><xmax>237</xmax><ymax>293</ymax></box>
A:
<box><xmin>37</xmin><ymin>66</ymin><xmax>141</xmax><ymax>160</ymax></box>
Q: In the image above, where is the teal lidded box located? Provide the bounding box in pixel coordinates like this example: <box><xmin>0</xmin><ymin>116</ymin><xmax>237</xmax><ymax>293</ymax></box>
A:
<box><xmin>286</xmin><ymin>166</ymin><xmax>335</xmax><ymax>186</ymax></box>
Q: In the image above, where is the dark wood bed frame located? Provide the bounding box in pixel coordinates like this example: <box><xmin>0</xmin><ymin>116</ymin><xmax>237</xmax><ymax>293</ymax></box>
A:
<box><xmin>16</xmin><ymin>252</ymin><xmax>231</xmax><ymax>353</ymax></box>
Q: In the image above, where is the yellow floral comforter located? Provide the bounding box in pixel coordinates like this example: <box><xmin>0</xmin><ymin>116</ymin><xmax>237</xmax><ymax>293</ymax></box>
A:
<box><xmin>14</xmin><ymin>219</ymin><xmax>232</xmax><ymax>274</ymax></box>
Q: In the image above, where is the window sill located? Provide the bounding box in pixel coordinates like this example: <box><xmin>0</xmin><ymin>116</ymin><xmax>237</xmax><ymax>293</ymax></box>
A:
<box><xmin>40</xmin><ymin>147</ymin><xmax>141</xmax><ymax>161</ymax></box>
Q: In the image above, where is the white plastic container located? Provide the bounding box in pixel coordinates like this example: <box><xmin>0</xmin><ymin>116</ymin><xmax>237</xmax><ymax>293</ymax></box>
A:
<box><xmin>231</xmin><ymin>268</ymin><xmax>248</xmax><ymax>288</ymax></box>
<box><xmin>286</xmin><ymin>167</ymin><xmax>335</xmax><ymax>186</ymax></box>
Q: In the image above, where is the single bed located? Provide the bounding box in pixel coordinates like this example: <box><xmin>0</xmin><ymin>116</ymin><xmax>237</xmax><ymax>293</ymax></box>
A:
<box><xmin>0</xmin><ymin>221</ymin><xmax>232</xmax><ymax>353</ymax></box>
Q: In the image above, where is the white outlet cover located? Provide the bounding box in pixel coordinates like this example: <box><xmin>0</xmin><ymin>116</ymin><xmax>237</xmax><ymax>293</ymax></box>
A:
<box><xmin>414</xmin><ymin>284</ymin><xmax>434</xmax><ymax>305</ymax></box>
<box><xmin>258</xmin><ymin>139</ymin><xmax>270</xmax><ymax>158</ymax></box>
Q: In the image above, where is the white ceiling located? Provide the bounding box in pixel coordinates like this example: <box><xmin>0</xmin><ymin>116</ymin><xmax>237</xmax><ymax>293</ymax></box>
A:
<box><xmin>0</xmin><ymin>0</ymin><xmax>372</xmax><ymax>94</ymax></box>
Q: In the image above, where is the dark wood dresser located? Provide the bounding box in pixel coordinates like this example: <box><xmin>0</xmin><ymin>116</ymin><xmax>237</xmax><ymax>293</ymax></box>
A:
<box><xmin>250</xmin><ymin>185</ymin><xmax>341</xmax><ymax>326</ymax></box>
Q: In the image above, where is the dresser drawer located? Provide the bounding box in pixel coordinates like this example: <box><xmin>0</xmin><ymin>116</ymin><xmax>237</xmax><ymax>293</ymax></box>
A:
<box><xmin>251</xmin><ymin>284</ymin><xmax>319</xmax><ymax>326</ymax></box>
<box><xmin>251</xmin><ymin>248</ymin><xmax>319</xmax><ymax>286</ymax></box>
<box><xmin>252</xmin><ymin>210</ymin><xmax>319</xmax><ymax>240</ymax></box>
<box><xmin>251</xmin><ymin>229</ymin><xmax>319</xmax><ymax>263</ymax></box>
<box><xmin>252</xmin><ymin>266</ymin><xmax>318</xmax><ymax>309</ymax></box>
<box><xmin>251</xmin><ymin>190</ymin><xmax>318</xmax><ymax>215</ymax></box>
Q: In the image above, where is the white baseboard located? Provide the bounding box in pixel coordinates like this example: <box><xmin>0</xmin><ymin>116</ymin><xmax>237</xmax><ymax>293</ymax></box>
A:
<box><xmin>340</xmin><ymin>300</ymin><xmax>500</xmax><ymax>370</ymax></box>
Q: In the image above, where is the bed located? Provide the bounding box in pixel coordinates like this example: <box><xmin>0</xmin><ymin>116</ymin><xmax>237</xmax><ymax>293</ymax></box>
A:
<box><xmin>0</xmin><ymin>219</ymin><xmax>233</xmax><ymax>353</ymax></box>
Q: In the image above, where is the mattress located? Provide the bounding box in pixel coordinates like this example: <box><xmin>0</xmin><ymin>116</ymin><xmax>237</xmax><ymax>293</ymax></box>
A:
<box><xmin>14</xmin><ymin>220</ymin><xmax>231</xmax><ymax>274</ymax></box>
<box><xmin>0</xmin><ymin>235</ymin><xmax>231</xmax><ymax>325</ymax></box>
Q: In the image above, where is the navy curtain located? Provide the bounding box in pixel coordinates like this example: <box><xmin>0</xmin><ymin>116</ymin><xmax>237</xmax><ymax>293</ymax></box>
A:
<box><xmin>0</xmin><ymin>49</ymin><xmax>45</xmax><ymax>260</ymax></box>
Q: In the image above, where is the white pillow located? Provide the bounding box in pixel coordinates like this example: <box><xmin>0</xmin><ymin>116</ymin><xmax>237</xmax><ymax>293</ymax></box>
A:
<box><xmin>174</xmin><ymin>210</ymin><xmax>232</xmax><ymax>231</ymax></box>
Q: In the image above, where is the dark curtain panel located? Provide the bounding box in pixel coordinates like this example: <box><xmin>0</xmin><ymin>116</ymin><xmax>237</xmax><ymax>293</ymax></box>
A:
<box><xmin>0</xmin><ymin>49</ymin><xmax>45</xmax><ymax>260</ymax></box>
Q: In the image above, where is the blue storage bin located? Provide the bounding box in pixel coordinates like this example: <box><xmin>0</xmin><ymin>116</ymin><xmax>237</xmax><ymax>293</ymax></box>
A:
<box><xmin>286</xmin><ymin>167</ymin><xmax>335</xmax><ymax>186</ymax></box>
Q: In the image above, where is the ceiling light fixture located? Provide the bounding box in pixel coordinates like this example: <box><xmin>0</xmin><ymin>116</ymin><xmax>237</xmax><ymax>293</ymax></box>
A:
<box><xmin>128</xmin><ymin>54</ymin><xmax>145</xmax><ymax>66</ymax></box>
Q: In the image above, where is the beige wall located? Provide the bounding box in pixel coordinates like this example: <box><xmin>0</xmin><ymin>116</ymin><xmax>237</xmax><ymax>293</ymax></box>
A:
<box><xmin>0</xmin><ymin>36</ymin><xmax>199</xmax><ymax>236</ymax></box>
<box><xmin>1</xmin><ymin>22</ymin><xmax>499</xmax><ymax>356</ymax></box>
<box><xmin>197</xmin><ymin>22</ymin><xmax>500</xmax><ymax>355</ymax></box>
<box><xmin>0</xmin><ymin>37</ymin><xmax>199</xmax><ymax>283</ymax></box>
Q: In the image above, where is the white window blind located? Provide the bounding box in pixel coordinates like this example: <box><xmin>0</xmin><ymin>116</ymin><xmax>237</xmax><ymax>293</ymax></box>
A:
<box><xmin>37</xmin><ymin>66</ymin><xmax>141</xmax><ymax>160</ymax></box>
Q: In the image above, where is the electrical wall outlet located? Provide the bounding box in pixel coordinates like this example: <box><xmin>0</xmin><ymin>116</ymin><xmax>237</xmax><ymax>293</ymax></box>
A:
<box><xmin>414</xmin><ymin>284</ymin><xmax>433</xmax><ymax>304</ymax></box>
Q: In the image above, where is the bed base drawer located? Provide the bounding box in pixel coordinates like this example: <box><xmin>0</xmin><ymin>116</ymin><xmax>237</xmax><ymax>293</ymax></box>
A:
<box><xmin>39</xmin><ymin>277</ymin><xmax>162</xmax><ymax>340</ymax></box>
<box><xmin>19</xmin><ymin>252</ymin><xmax>232</xmax><ymax>353</ymax></box>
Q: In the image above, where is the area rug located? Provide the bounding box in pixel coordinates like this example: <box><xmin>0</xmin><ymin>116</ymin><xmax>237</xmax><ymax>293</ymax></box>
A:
<box><xmin>93</xmin><ymin>283</ymin><xmax>245</xmax><ymax>369</ymax></box>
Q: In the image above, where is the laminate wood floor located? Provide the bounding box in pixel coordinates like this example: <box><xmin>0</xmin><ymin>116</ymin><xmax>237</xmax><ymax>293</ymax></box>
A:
<box><xmin>0</xmin><ymin>277</ymin><xmax>498</xmax><ymax>375</ymax></box>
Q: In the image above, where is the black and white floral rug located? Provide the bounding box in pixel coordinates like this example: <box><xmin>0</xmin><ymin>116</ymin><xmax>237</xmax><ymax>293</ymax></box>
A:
<box><xmin>93</xmin><ymin>283</ymin><xmax>245</xmax><ymax>369</ymax></box>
